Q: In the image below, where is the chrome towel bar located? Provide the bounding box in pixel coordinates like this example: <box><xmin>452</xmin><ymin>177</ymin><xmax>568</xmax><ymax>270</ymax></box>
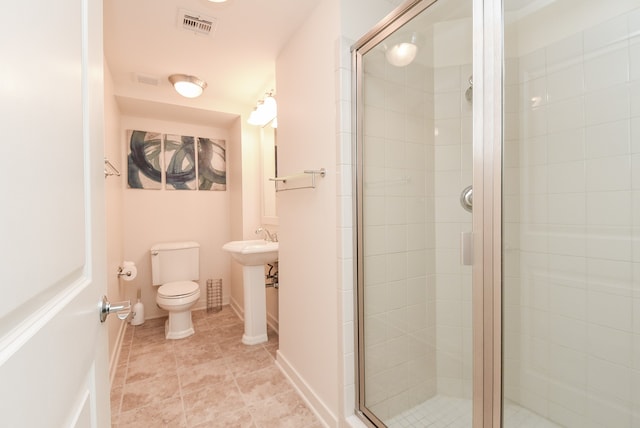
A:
<box><xmin>104</xmin><ymin>158</ymin><xmax>121</xmax><ymax>178</ymax></box>
<box><xmin>269</xmin><ymin>168</ymin><xmax>326</xmax><ymax>192</ymax></box>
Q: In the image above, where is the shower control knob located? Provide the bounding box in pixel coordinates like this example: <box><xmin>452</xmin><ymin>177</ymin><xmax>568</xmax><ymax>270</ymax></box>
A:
<box><xmin>460</xmin><ymin>185</ymin><xmax>473</xmax><ymax>212</ymax></box>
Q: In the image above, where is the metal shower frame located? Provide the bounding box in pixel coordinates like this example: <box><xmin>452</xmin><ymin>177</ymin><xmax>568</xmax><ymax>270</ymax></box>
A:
<box><xmin>351</xmin><ymin>0</ymin><xmax>504</xmax><ymax>426</ymax></box>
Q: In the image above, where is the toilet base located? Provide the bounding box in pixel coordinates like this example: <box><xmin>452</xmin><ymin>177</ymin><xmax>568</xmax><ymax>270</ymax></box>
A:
<box><xmin>164</xmin><ymin>310</ymin><xmax>195</xmax><ymax>340</ymax></box>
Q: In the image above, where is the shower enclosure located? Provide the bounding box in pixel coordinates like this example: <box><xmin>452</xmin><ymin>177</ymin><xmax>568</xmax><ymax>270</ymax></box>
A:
<box><xmin>353</xmin><ymin>0</ymin><xmax>640</xmax><ymax>426</ymax></box>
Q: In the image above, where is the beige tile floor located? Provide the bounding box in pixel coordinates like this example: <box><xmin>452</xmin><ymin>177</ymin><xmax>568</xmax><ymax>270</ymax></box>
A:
<box><xmin>110</xmin><ymin>307</ymin><xmax>323</xmax><ymax>428</ymax></box>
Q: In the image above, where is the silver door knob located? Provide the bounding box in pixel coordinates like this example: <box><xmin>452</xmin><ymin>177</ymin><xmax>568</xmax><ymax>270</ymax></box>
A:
<box><xmin>99</xmin><ymin>296</ymin><xmax>131</xmax><ymax>323</ymax></box>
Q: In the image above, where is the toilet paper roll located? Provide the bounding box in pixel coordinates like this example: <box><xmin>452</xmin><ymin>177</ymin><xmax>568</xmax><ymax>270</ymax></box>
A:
<box><xmin>119</xmin><ymin>263</ymin><xmax>137</xmax><ymax>281</ymax></box>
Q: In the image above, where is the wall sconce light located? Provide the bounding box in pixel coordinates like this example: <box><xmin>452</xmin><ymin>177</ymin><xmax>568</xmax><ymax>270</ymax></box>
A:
<box><xmin>168</xmin><ymin>74</ymin><xmax>207</xmax><ymax>98</ymax></box>
<box><xmin>384</xmin><ymin>32</ymin><xmax>418</xmax><ymax>67</ymax></box>
<box><xmin>248</xmin><ymin>91</ymin><xmax>277</xmax><ymax>126</ymax></box>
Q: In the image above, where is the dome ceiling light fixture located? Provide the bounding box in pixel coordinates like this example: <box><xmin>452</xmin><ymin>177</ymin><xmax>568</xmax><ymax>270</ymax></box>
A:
<box><xmin>168</xmin><ymin>74</ymin><xmax>208</xmax><ymax>98</ymax></box>
<box><xmin>384</xmin><ymin>32</ymin><xmax>419</xmax><ymax>67</ymax></box>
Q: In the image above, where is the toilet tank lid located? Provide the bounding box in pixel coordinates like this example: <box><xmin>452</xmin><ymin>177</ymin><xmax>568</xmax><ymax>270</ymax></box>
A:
<box><xmin>150</xmin><ymin>241</ymin><xmax>200</xmax><ymax>252</ymax></box>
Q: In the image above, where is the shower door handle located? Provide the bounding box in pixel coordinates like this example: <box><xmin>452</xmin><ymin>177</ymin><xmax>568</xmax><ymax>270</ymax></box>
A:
<box><xmin>461</xmin><ymin>232</ymin><xmax>473</xmax><ymax>265</ymax></box>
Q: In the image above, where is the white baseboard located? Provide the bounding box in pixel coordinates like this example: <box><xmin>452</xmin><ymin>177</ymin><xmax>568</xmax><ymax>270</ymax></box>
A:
<box><xmin>266</xmin><ymin>311</ymin><xmax>279</xmax><ymax>334</ymax></box>
<box><xmin>229</xmin><ymin>296</ymin><xmax>243</xmax><ymax>320</ymax></box>
<box><xmin>108</xmin><ymin>320</ymin><xmax>128</xmax><ymax>387</ymax></box>
<box><xmin>346</xmin><ymin>415</ymin><xmax>370</xmax><ymax>427</ymax></box>
<box><xmin>275</xmin><ymin>350</ymin><xmax>337</xmax><ymax>428</ymax></box>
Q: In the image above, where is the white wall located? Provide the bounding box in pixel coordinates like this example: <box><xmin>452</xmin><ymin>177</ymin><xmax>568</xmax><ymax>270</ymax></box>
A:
<box><xmin>260</xmin><ymin>126</ymin><xmax>280</xmax><ymax>330</ymax></box>
<box><xmin>104</xmin><ymin>63</ymin><xmax>126</xmax><ymax>380</ymax></box>
<box><xmin>275</xmin><ymin>0</ymin><xmax>341</xmax><ymax>424</ymax></box>
<box><xmin>228</xmin><ymin>119</ymin><xmax>264</xmax><ymax>322</ymax></box>
<box><xmin>120</xmin><ymin>116</ymin><xmax>236</xmax><ymax>319</ymax></box>
<box><xmin>340</xmin><ymin>0</ymin><xmax>405</xmax><ymax>41</ymax></box>
<box><xmin>274</xmin><ymin>0</ymin><xmax>408</xmax><ymax>426</ymax></box>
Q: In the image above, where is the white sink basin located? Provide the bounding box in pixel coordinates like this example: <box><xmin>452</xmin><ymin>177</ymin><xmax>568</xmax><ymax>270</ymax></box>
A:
<box><xmin>222</xmin><ymin>239</ymin><xmax>279</xmax><ymax>345</ymax></box>
<box><xmin>222</xmin><ymin>239</ymin><xmax>278</xmax><ymax>266</ymax></box>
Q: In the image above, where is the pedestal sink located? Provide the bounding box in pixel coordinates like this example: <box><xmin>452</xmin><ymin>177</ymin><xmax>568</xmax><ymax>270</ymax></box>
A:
<box><xmin>222</xmin><ymin>239</ymin><xmax>278</xmax><ymax>345</ymax></box>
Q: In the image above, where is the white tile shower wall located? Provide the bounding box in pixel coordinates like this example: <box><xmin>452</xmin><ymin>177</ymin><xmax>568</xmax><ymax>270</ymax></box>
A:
<box><xmin>503</xmin><ymin>55</ymin><xmax>523</xmax><ymax>404</ymax></box>
<box><xmin>360</xmin><ymin>46</ymin><xmax>437</xmax><ymax>421</ymax></box>
<box><xmin>336</xmin><ymin>34</ymin><xmax>356</xmax><ymax>419</ymax></box>
<box><xmin>507</xmin><ymin>8</ymin><xmax>640</xmax><ymax>427</ymax></box>
<box><xmin>433</xmin><ymin>62</ymin><xmax>473</xmax><ymax>399</ymax></box>
<box><xmin>360</xmin><ymin>25</ymin><xmax>476</xmax><ymax>417</ymax></box>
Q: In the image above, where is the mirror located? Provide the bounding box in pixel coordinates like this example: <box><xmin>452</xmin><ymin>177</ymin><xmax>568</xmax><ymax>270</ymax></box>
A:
<box><xmin>260</xmin><ymin>126</ymin><xmax>277</xmax><ymax>224</ymax></box>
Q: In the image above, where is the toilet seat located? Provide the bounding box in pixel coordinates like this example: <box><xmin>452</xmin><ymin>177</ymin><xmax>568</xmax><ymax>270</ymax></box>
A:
<box><xmin>158</xmin><ymin>281</ymin><xmax>199</xmax><ymax>299</ymax></box>
<box><xmin>155</xmin><ymin>280</ymin><xmax>200</xmax><ymax>340</ymax></box>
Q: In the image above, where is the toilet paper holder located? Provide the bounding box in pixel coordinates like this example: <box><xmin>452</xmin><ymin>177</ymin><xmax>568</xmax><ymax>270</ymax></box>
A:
<box><xmin>117</xmin><ymin>266</ymin><xmax>133</xmax><ymax>278</ymax></box>
<box><xmin>117</xmin><ymin>261</ymin><xmax>137</xmax><ymax>281</ymax></box>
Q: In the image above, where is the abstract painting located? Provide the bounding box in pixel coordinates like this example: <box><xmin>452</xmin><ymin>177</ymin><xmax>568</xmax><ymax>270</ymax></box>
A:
<box><xmin>165</xmin><ymin>134</ymin><xmax>196</xmax><ymax>190</ymax></box>
<box><xmin>197</xmin><ymin>137</ymin><xmax>226</xmax><ymax>190</ymax></box>
<box><xmin>126</xmin><ymin>130</ymin><xmax>226</xmax><ymax>191</ymax></box>
<box><xmin>127</xmin><ymin>130</ymin><xmax>162</xmax><ymax>189</ymax></box>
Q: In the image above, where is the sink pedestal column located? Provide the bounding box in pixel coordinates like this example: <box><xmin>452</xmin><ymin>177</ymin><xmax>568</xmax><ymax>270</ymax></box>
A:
<box><xmin>241</xmin><ymin>265</ymin><xmax>268</xmax><ymax>345</ymax></box>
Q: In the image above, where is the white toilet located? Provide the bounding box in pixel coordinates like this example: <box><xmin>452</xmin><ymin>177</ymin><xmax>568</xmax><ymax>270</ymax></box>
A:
<box><xmin>150</xmin><ymin>241</ymin><xmax>201</xmax><ymax>339</ymax></box>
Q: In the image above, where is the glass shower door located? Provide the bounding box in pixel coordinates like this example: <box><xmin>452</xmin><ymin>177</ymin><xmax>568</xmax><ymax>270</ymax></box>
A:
<box><xmin>355</xmin><ymin>0</ymin><xmax>474</xmax><ymax>426</ymax></box>
<box><xmin>502</xmin><ymin>1</ymin><xmax>640</xmax><ymax>427</ymax></box>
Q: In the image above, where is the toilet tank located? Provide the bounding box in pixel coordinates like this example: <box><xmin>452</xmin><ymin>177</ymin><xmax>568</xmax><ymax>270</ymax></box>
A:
<box><xmin>150</xmin><ymin>241</ymin><xmax>200</xmax><ymax>286</ymax></box>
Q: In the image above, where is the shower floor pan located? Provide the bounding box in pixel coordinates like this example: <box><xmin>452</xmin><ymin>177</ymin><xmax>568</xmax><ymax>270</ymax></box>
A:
<box><xmin>386</xmin><ymin>395</ymin><xmax>561</xmax><ymax>428</ymax></box>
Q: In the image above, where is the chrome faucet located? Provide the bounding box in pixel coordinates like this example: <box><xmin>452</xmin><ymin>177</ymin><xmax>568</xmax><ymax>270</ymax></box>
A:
<box><xmin>255</xmin><ymin>226</ymin><xmax>277</xmax><ymax>242</ymax></box>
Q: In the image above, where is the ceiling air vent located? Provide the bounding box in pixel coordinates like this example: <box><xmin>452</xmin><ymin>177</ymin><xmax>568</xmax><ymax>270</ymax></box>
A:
<box><xmin>133</xmin><ymin>73</ymin><xmax>160</xmax><ymax>86</ymax></box>
<box><xmin>178</xmin><ymin>9</ymin><xmax>217</xmax><ymax>37</ymax></box>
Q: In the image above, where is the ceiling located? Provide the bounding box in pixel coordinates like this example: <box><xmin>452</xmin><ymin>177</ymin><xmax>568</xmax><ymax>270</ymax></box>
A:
<box><xmin>104</xmin><ymin>0</ymin><xmax>320</xmax><ymax>124</ymax></box>
<box><xmin>104</xmin><ymin>0</ymin><xmax>534</xmax><ymax>126</ymax></box>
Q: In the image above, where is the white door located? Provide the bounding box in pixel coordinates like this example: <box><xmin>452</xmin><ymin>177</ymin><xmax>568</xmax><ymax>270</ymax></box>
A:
<box><xmin>0</xmin><ymin>0</ymin><xmax>110</xmax><ymax>427</ymax></box>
